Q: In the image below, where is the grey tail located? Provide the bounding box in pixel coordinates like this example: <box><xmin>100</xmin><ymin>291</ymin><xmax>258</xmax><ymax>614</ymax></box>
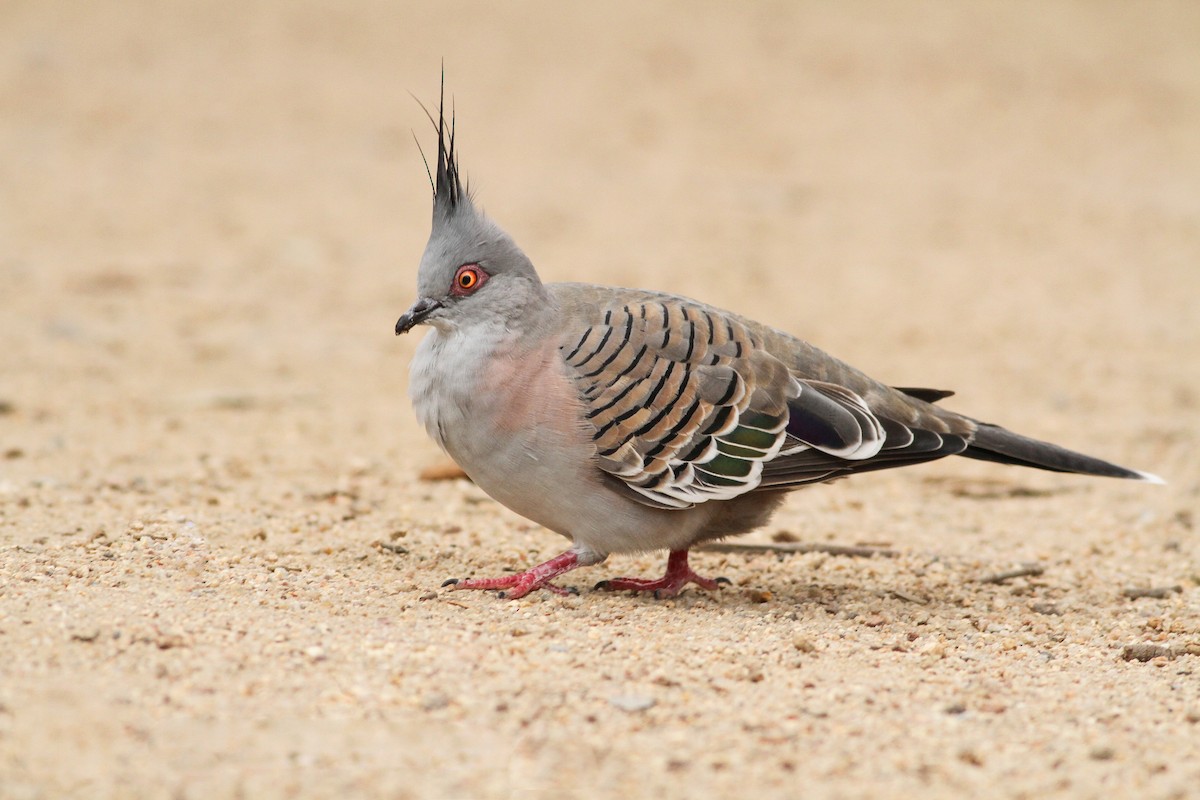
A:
<box><xmin>962</xmin><ymin>423</ymin><xmax>1163</xmax><ymax>483</ymax></box>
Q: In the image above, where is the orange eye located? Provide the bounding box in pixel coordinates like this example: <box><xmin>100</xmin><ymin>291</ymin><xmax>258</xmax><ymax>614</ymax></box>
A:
<box><xmin>452</xmin><ymin>264</ymin><xmax>487</xmax><ymax>296</ymax></box>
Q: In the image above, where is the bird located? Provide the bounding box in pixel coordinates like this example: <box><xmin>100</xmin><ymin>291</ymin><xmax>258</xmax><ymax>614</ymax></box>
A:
<box><xmin>394</xmin><ymin>83</ymin><xmax>1162</xmax><ymax>600</ymax></box>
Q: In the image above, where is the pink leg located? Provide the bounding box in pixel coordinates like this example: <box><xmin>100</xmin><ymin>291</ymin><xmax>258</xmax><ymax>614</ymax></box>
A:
<box><xmin>442</xmin><ymin>550</ymin><xmax>597</xmax><ymax>599</ymax></box>
<box><xmin>594</xmin><ymin>550</ymin><xmax>730</xmax><ymax>598</ymax></box>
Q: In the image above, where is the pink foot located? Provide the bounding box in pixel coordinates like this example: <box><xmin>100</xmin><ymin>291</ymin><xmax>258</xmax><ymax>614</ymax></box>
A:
<box><xmin>594</xmin><ymin>550</ymin><xmax>731</xmax><ymax>598</ymax></box>
<box><xmin>442</xmin><ymin>550</ymin><xmax>592</xmax><ymax>599</ymax></box>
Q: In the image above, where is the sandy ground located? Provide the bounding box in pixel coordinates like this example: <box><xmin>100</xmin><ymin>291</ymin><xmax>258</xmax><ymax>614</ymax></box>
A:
<box><xmin>2</xmin><ymin>2</ymin><xmax>1199</xmax><ymax>798</ymax></box>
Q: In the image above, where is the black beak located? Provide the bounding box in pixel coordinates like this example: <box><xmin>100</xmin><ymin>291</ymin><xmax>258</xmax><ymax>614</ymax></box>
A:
<box><xmin>395</xmin><ymin>297</ymin><xmax>443</xmax><ymax>335</ymax></box>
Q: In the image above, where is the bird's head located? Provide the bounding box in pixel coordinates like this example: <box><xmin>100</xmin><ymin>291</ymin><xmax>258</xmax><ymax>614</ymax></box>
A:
<box><xmin>396</xmin><ymin>81</ymin><xmax>543</xmax><ymax>336</ymax></box>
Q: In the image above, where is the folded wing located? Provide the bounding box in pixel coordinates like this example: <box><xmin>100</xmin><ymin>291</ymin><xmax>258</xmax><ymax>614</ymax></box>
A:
<box><xmin>561</xmin><ymin>298</ymin><xmax>942</xmax><ymax>509</ymax></box>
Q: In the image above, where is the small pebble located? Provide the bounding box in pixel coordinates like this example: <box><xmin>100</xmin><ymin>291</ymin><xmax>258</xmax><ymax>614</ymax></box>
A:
<box><xmin>421</xmin><ymin>693</ymin><xmax>450</xmax><ymax>711</ymax></box>
<box><xmin>957</xmin><ymin>749</ymin><xmax>984</xmax><ymax>767</ymax></box>
<box><xmin>609</xmin><ymin>694</ymin><xmax>656</xmax><ymax>713</ymax></box>
<box><xmin>1122</xmin><ymin>643</ymin><xmax>1175</xmax><ymax>662</ymax></box>
<box><xmin>792</xmin><ymin>636</ymin><xmax>816</xmax><ymax>653</ymax></box>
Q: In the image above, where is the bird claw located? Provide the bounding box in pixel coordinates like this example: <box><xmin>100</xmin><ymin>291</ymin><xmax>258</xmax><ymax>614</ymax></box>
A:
<box><xmin>438</xmin><ymin>550</ymin><xmax>584</xmax><ymax>600</ymax></box>
<box><xmin>593</xmin><ymin>550</ymin><xmax>727</xmax><ymax>599</ymax></box>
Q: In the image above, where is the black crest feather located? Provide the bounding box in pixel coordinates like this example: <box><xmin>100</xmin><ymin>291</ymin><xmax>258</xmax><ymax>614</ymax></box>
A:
<box><xmin>431</xmin><ymin>72</ymin><xmax>464</xmax><ymax>215</ymax></box>
<box><xmin>410</xmin><ymin>71</ymin><xmax>466</xmax><ymax>218</ymax></box>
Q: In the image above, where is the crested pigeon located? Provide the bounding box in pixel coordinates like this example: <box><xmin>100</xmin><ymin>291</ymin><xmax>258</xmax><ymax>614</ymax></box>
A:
<box><xmin>395</xmin><ymin>84</ymin><xmax>1161</xmax><ymax>600</ymax></box>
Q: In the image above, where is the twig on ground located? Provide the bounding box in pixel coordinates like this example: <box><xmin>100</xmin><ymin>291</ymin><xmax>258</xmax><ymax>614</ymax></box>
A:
<box><xmin>977</xmin><ymin>564</ymin><xmax>1045</xmax><ymax>584</ymax></box>
<box><xmin>698</xmin><ymin>542</ymin><xmax>898</xmax><ymax>558</ymax></box>
<box><xmin>1121</xmin><ymin>586</ymin><xmax>1182</xmax><ymax>600</ymax></box>
<box><xmin>418</xmin><ymin>461</ymin><xmax>469</xmax><ymax>482</ymax></box>
<box><xmin>889</xmin><ymin>589</ymin><xmax>929</xmax><ymax>605</ymax></box>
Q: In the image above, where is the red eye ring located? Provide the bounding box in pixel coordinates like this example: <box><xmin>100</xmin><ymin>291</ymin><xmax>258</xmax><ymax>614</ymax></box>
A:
<box><xmin>451</xmin><ymin>264</ymin><xmax>487</xmax><ymax>296</ymax></box>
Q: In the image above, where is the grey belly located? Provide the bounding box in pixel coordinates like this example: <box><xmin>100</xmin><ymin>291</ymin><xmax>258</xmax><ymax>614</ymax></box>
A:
<box><xmin>447</xmin><ymin>426</ymin><xmax>715</xmax><ymax>556</ymax></box>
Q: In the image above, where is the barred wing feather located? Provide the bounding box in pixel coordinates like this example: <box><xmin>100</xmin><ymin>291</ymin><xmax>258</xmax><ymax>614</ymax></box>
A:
<box><xmin>560</xmin><ymin>298</ymin><xmax>891</xmax><ymax>509</ymax></box>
